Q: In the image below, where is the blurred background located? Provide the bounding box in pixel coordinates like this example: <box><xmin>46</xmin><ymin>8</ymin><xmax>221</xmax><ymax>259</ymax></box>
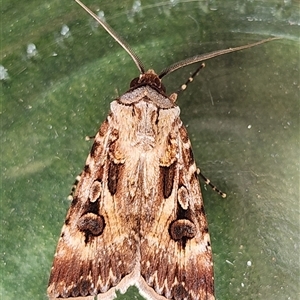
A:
<box><xmin>1</xmin><ymin>0</ymin><xmax>299</xmax><ymax>299</ymax></box>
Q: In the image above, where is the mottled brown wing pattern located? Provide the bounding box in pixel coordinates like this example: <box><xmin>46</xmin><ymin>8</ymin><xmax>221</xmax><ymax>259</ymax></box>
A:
<box><xmin>139</xmin><ymin>123</ymin><xmax>215</xmax><ymax>300</ymax></box>
<box><xmin>48</xmin><ymin>77</ymin><xmax>215</xmax><ymax>300</ymax></box>
<box><xmin>47</xmin><ymin>117</ymin><xmax>139</xmax><ymax>299</ymax></box>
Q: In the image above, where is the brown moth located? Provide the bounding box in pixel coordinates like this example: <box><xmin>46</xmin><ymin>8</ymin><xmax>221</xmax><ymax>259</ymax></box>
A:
<box><xmin>48</xmin><ymin>1</ymin><xmax>278</xmax><ymax>299</ymax></box>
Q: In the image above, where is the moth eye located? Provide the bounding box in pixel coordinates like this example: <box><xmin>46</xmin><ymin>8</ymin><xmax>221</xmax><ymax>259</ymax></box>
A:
<box><xmin>169</xmin><ymin>219</ymin><xmax>196</xmax><ymax>240</ymax></box>
<box><xmin>129</xmin><ymin>77</ymin><xmax>139</xmax><ymax>88</ymax></box>
<box><xmin>77</xmin><ymin>213</ymin><xmax>105</xmax><ymax>236</ymax></box>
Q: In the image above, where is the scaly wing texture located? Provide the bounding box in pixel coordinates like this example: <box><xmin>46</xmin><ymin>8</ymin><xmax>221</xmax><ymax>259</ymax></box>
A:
<box><xmin>48</xmin><ymin>93</ymin><xmax>215</xmax><ymax>300</ymax></box>
<box><xmin>47</xmin><ymin>116</ymin><xmax>139</xmax><ymax>299</ymax></box>
<box><xmin>139</xmin><ymin>121</ymin><xmax>215</xmax><ymax>300</ymax></box>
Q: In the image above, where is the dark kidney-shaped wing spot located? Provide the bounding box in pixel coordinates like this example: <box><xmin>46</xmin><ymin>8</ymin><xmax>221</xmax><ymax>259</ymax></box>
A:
<box><xmin>77</xmin><ymin>213</ymin><xmax>105</xmax><ymax>237</ymax></box>
<box><xmin>169</xmin><ymin>219</ymin><xmax>196</xmax><ymax>241</ymax></box>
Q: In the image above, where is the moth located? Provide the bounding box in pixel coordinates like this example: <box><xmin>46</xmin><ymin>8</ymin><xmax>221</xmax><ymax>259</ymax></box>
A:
<box><xmin>48</xmin><ymin>1</ymin><xmax>278</xmax><ymax>299</ymax></box>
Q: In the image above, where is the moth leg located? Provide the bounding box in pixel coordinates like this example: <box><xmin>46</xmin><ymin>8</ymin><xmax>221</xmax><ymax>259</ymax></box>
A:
<box><xmin>197</xmin><ymin>168</ymin><xmax>227</xmax><ymax>198</ymax></box>
<box><xmin>67</xmin><ymin>173</ymin><xmax>82</xmax><ymax>201</ymax></box>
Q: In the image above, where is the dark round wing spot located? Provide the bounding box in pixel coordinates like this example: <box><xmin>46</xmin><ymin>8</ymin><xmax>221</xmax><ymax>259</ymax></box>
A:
<box><xmin>169</xmin><ymin>219</ymin><xmax>196</xmax><ymax>241</ymax></box>
<box><xmin>77</xmin><ymin>213</ymin><xmax>105</xmax><ymax>236</ymax></box>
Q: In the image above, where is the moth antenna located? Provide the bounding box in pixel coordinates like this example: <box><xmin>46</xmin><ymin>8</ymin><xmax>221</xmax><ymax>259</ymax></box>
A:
<box><xmin>159</xmin><ymin>37</ymin><xmax>280</xmax><ymax>78</ymax></box>
<box><xmin>75</xmin><ymin>0</ymin><xmax>145</xmax><ymax>74</ymax></box>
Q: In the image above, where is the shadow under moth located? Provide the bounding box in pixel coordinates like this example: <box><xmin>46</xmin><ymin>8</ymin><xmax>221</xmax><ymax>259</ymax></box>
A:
<box><xmin>47</xmin><ymin>1</ymin><xmax>278</xmax><ymax>299</ymax></box>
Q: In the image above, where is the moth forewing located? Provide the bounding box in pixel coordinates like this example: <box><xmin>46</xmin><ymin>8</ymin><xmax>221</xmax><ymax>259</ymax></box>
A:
<box><xmin>48</xmin><ymin>1</ymin><xmax>279</xmax><ymax>299</ymax></box>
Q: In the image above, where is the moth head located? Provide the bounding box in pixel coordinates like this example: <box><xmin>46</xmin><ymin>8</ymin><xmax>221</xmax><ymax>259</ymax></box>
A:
<box><xmin>129</xmin><ymin>69</ymin><xmax>166</xmax><ymax>93</ymax></box>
